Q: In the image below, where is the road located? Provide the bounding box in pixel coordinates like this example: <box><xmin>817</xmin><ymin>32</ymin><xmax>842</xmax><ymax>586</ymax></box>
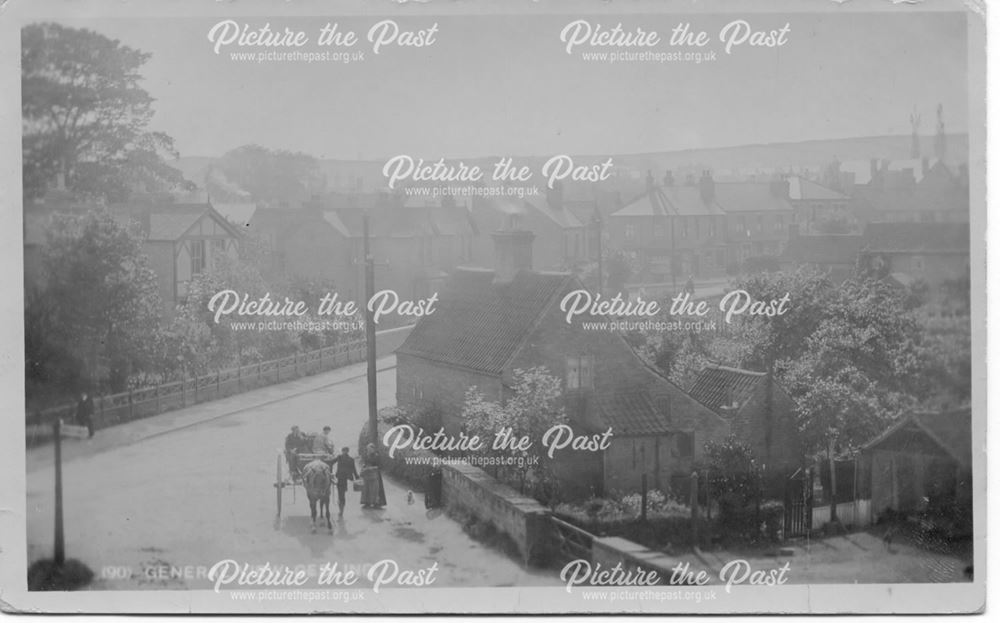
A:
<box><xmin>25</xmin><ymin>356</ymin><xmax>555</xmax><ymax>590</ymax></box>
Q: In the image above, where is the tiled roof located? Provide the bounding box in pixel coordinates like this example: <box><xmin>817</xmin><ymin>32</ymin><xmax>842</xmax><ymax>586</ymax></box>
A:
<box><xmin>595</xmin><ymin>388</ymin><xmax>671</xmax><ymax>435</ymax></box>
<box><xmin>526</xmin><ymin>196</ymin><xmax>584</xmax><ymax>229</ymax></box>
<box><xmin>688</xmin><ymin>364</ymin><xmax>765</xmax><ymax>416</ymax></box>
<box><xmin>862</xmin><ymin>222</ymin><xmax>969</xmax><ymax>254</ymax></box>
<box><xmin>788</xmin><ymin>176</ymin><xmax>847</xmax><ymax>201</ymax></box>
<box><xmin>610</xmin><ymin>186</ymin><xmax>724</xmax><ymax>218</ymax></box>
<box><xmin>712</xmin><ymin>183</ymin><xmax>795</xmax><ymax>213</ymax></box>
<box><xmin>397</xmin><ymin>268</ymin><xmax>573</xmax><ymax>375</ymax></box>
<box><xmin>214</xmin><ymin>203</ymin><xmax>257</xmax><ymax>229</ymax></box>
<box><xmin>782</xmin><ymin>234</ymin><xmax>863</xmax><ymax>265</ymax></box>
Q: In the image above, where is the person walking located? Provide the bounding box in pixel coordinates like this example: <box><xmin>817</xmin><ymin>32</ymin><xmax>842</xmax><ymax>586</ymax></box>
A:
<box><xmin>330</xmin><ymin>447</ymin><xmax>359</xmax><ymax>517</ymax></box>
<box><xmin>360</xmin><ymin>443</ymin><xmax>387</xmax><ymax>509</ymax></box>
<box><xmin>75</xmin><ymin>391</ymin><xmax>94</xmax><ymax>438</ymax></box>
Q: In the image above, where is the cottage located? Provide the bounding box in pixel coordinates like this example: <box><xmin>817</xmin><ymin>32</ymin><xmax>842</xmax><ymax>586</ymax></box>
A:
<box><xmin>395</xmin><ymin>227</ymin><xmax>729</xmax><ymax>498</ymax></box>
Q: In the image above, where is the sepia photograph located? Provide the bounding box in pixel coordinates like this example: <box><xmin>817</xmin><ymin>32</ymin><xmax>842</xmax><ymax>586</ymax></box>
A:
<box><xmin>0</xmin><ymin>0</ymin><xmax>986</xmax><ymax>614</ymax></box>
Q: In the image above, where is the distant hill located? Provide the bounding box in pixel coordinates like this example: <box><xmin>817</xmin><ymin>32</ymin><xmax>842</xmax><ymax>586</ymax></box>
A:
<box><xmin>168</xmin><ymin>132</ymin><xmax>969</xmax><ymax>195</ymax></box>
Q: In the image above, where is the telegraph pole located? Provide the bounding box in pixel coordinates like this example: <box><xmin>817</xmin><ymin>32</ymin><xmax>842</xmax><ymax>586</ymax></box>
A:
<box><xmin>592</xmin><ymin>208</ymin><xmax>603</xmax><ymax>295</ymax></box>
<box><xmin>363</xmin><ymin>210</ymin><xmax>378</xmax><ymax>448</ymax></box>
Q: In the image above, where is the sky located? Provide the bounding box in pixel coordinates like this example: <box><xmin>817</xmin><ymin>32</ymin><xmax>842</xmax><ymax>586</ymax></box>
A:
<box><xmin>44</xmin><ymin>11</ymin><xmax>969</xmax><ymax>160</ymax></box>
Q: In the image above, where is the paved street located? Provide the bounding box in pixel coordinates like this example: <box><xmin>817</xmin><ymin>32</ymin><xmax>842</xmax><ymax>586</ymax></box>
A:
<box><xmin>26</xmin><ymin>356</ymin><xmax>555</xmax><ymax>590</ymax></box>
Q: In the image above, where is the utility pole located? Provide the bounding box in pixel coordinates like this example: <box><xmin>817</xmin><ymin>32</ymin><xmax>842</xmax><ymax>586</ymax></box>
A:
<box><xmin>363</xmin><ymin>210</ymin><xmax>378</xmax><ymax>448</ymax></box>
<box><xmin>53</xmin><ymin>419</ymin><xmax>65</xmax><ymax>565</ymax></box>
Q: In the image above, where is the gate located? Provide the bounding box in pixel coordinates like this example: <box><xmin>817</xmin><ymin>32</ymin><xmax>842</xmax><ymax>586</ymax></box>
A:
<box><xmin>784</xmin><ymin>468</ymin><xmax>814</xmax><ymax>538</ymax></box>
<box><xmin>549</xmin><ymin>516</ymin><xmax>595</xmax><ymax>565</ymax></box>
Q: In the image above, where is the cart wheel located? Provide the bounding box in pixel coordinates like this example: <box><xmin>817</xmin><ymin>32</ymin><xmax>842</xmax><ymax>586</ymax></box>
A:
<box><xmin>275</xmin><ymin>453</ymin><xmax>283</xmax><ymax>518</ymax></box>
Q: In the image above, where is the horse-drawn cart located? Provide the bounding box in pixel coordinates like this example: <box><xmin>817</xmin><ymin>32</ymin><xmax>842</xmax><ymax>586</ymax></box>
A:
<box><xmin>273</xmin><ymin>451</ymin><xmax>333</xmax><ymax>519</ymax></box>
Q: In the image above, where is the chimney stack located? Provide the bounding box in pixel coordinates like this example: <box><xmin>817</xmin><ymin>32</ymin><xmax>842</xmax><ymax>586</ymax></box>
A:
<box><xmin>698</xmin><ymin>170</ymin><xmax>715</xmax><ymax>204</ymax></box>
<box><xmin>547</xmin><ymin>180</ymin><xmax>564</xmax><ymax>210</ymax></box>
<box><xmin>769</xmin><ymin>176</ymin><xmax>790</xmax><ymax>199</ymax></box>
<box><xmin>492</xmin><ymin>228</ymin><xmax>534</xmax><ymax>284</ymax></box>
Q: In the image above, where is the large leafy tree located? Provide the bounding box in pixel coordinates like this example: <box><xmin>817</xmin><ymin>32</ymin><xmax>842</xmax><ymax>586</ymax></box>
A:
<box><xmin>212</xmin><ymin>144</ymin><xmax>325</xmax><ymax>206</ymax></box>
<box><xmin>21</xmin><ymin>22</ymin><xmax>189</xmax><ymax>201</ymax></box>
<box><xmin>32</xmin><ymin>210</ymin><xmax>164</xmax><ymax>395</ymax></box>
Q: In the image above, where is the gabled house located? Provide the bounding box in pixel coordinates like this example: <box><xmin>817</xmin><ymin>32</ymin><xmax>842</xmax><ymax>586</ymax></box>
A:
<box><xmin>687</xmin><ymin>364</ymin><xmax>803</xmax><ymax>473</ymax></box>
<box><xmin>395</xmin><ymin>228</ymin><xmax>730</xmax><ymax>498</ymax></box>
<box><xmin>786</xmin><ymin>176</ymin><xmax>854</xmax><ymax>232</ymax></box>
<box><xmin>110</xmin><ymin>202</ymin><xmax>242</xmax><ymax>316</ymax></box>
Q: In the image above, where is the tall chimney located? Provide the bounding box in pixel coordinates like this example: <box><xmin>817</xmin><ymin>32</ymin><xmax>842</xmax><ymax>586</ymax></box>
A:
<box><xmin>699</xmin><ymin>170</ymin><xmax>715</xmax><ymax>203</ymax></box>
<box><xmin>547</xmin><ymin>180</ymin><xmax>564</xmax><ymax>210</ymax></box>
<box><xmin>492</xmin><ymin>229</ymin><xmax>534</xmax><ymax>284</ymax></box>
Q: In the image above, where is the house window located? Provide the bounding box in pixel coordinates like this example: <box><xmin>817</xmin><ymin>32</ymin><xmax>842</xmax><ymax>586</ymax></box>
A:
<box><xmin>677</xmin><ymin>432</ymin><xmax>694</xmax><ymax>459</ymax></box>
<box><xmin>190</xmin><ymin>240</ymin><xmax>206</xmax><ymax>275</ymax></box>
<box><xmin>625</xmin><ymin>224</ymin><xmax>637</xmax><ymax>242</ymax></box>
<box><xmin>693</xmin><ymin>218</ymin><xmax>700</xmax><ymax>239</ymax></box>
<box><xmin>566</xmin><ymin>355</ymin><xmax>595</xmax><ymax>390</ymax></box>
<box><xmin>756</xmin><ymin>216</ymin><xmax>764</xmax><ymax>232</ymax></box>
<box><xmin>709</xmin><ymin>218</ymin><xmax>717</xmax><ymax>239</ymax></box>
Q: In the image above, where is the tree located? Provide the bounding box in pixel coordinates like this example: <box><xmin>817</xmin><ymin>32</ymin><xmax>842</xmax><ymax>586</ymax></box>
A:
<box><xmin>780</xmin><ymin>277</ymin><xmax>926</xmax><ymax>521</ymax></box>
<box><xmin>21</xmin><ymin>22</ymin><xmax>189</xmax><ymax>201</ymax></box>
<box><xmin>462</xmin><ymin>367</ymin><xmax>568</xmax><ymax>503</ymax></box>
<box><xmin>214</xmin><ymin>145</ymin><xmax>325</xmax><ymax>206</ymax></box>
<box><xmin>35</xmin><ymin>210</ymin><xmax>164</xmax><ymax>394</ymax></box>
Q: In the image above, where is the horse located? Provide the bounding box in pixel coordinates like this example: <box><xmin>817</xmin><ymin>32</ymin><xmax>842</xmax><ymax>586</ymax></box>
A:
<box><xmin>301</xmin><ymin>459</ymin><xmax>333</xmax><ymax>533</ymax></box>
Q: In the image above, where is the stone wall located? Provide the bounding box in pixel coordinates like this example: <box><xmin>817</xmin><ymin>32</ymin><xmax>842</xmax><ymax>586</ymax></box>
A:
<box><xmin>441</xmin><ymin>462</ymin><xmax>554</xmax><ymax>566</ymax></box>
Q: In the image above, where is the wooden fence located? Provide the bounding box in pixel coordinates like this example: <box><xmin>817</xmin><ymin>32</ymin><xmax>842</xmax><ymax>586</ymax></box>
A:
<box><xmin>26</xmin><ymin>339</ymin><xmax>367</xmax><ymax>442</ymax></box>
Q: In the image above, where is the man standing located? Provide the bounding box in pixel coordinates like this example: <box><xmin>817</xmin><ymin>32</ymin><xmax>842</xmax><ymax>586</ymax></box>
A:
<box><xmin>330</xmin><ymin>447</ymin><xmax>359</xmax><ymax>517</ymax></box>
<box><xmin>284</xmin><ymin>425</ymin><xmax>306</xmax><ymax>478</ymax></box>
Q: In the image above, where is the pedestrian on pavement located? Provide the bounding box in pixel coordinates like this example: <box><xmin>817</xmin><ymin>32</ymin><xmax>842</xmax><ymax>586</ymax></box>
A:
<box><xmin>75</xmin><ymin>391</ymin><xmax>94</xmax><ymax>438</ymax></box>
<box><xmin>360</xmin><ymin>442</ymin><xmax>387</xmax><ymax>509</ymax></box>
<box><xmin>312</xmin><ymin>425</ymin><xmax>335</xmax><ymax>457</ymax></box>
<box><xmin>330</xmin><ymin>447</ymin><xmax>359</xmax><ymax>517</ymax></box>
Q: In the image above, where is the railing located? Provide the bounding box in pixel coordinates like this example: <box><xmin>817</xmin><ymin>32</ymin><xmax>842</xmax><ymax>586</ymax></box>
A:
<box><xmin>26</xmin><ymin>339</ymin><xmax>367</xmax><ymax>440</ymax></box>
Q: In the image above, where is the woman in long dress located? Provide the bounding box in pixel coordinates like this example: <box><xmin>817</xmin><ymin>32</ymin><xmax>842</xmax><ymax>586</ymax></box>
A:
<box><xmin>360</xmin><ymin>443</ymin><xmax>387</xmax><ymax>508</ymax></box>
